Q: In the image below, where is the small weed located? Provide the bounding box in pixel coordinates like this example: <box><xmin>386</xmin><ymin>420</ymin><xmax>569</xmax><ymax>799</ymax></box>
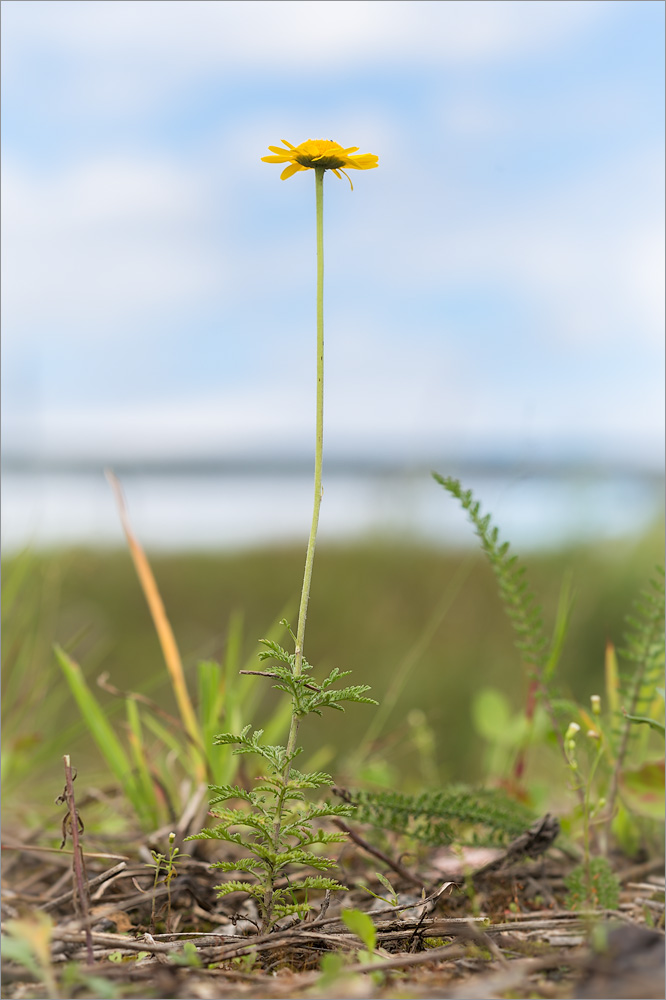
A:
<box><xmin>187</xmin><ymin>633</ymin><xmax>374</xmax><ymax>931</ymax></box>
<box><xmin>146</xmin><ymin>831</ymin><xmax>189</xmax><ymax>932</ymax></box>
<box><xmin>360</xmin><ymin>871</ymin><xmax>400</xmax><ymax>907</ymax></box>
<box><xmin>170</xmin><ymin>940</ymin><xmax>202</xmax><ymax>967</ymax></box>
<box><xmin>564</xmin><ymin>856</ymin><xmax>620</xmax><ymax>910</ymax></box>
<box><xmin>439</xmin><ymin>474</ymin><xmax>664</xmax><ymax>891</ymax></box>
<box><xmin>341</xmin><ymin>908</ymin><xmax>386</xmax><ymax>983</ymax></box>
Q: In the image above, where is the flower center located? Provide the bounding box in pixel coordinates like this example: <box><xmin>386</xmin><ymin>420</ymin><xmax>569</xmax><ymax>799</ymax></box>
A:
<box><xmin>294</xmin><ymin>139</ymin><xmax>347</xmax><ymax>170</ymax></box>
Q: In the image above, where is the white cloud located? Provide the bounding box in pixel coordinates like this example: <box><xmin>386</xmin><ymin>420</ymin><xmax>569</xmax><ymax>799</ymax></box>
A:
<box><xmin>358</xmin><ymin>146</ymin><xmax>665</xmax><ymax>349</ymax></box>
<box><xmin>9</xmin><ymin>0</ymin><xmax>609</xmax><ymax>61</ymax></box>
<box><xmin>3</xmin><ymin>0</ymin><xmax>661</xmax><ymax>470</ymax></box>
<box><xmin>1</xmin><ymin>155</ymin><xmax>227</xmax><ymax>340</ymax></box>
<box><xmin>3</xmin><ymin>129</ymin><xmax>662</xmax><ymax>391</ymax></box>
<box><xmin>3</xmin><ymin>83</ymin><xmax>662</xmax><ymax>378</ymax></box>
<box><xmin>7</xmin><ymin>313</ymin><xmax>662</xmax><ymax>467</ymax></box>
<box><xmin>3</xmin><ymin>0</ymin><xmax>611</xmax><ymax>115</ymax></box>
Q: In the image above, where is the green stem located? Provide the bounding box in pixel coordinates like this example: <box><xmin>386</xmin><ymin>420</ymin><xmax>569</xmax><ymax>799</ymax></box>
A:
<box><xmin>264</xmin><ymin>168</ymin><xmax>325</xmax><ymax>932</ymax></box>
<box><xmin>287</xmin><ymin>165</ymin><xmax>325</xmax><ymax>756</ymax></box>
<box><xmin>583</xmin><ymin>739</ymin><xmax>604</xmax><ymax>898</ymax></box>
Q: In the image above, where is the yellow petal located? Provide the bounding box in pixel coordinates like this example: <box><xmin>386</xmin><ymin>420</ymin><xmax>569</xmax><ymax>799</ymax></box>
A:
<box><xmin>262</xmin><ymin>155</ymin><xmax>290</xmax><ymax>163</ymax></box>
<box><xmin>268</xmin><ymin>145</ymin><xmax>291</xmax><ymax>154</ymax></box>
<box><xmin>280</xmin><ymin>162</ymin><xmax>306</xmax><ymax>180</ymax></box>
<box><xmin>343</xmin><ymin>146</ymin><xmax>360</xmax><ymax>154</ymax></box>
<box><xmin>281</xmin><ymin>139</ymin><xmax>296</xmax><ymax>149</ymax></box>
<box><xmin>346</xmin><ymin>153</ymin><xmax>379</xmax><ymax>170</ymax></box>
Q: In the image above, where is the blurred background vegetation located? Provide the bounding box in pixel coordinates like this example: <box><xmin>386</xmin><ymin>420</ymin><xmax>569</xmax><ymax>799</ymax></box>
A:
<box><xmin>3</xmin><ymin>520</ymin><xmax>663</xmax><ymax>829</ymax></box>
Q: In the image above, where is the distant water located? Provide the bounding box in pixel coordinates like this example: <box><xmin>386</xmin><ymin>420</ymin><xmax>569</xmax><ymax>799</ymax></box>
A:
<box><xmin>1</xmin><ymin>466</ymin><xmax>662</xmax><ymax>552</ymax></box>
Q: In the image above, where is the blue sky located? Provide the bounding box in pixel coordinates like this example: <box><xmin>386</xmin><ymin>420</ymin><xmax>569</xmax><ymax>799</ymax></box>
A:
<box><xmin>2</xmin><ymin>0</ymin><xmax>664</xmax><ymax>468</ymax></box>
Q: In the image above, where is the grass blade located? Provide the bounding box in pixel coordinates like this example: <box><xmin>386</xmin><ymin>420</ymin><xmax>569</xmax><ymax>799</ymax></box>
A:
<box><xmin>106</xmin><ymin>470</ymin><xmax>206</xmax><ymax>782</ymax></box>
<box><xmin>54</xmin><ymin>645</ymin><xmax>151</xmax><ymax>825</ymax></box>
<box><xmin>126</xmin><ymin>699</ymin><xmax>161</xmax><ymax>828</ymax></box>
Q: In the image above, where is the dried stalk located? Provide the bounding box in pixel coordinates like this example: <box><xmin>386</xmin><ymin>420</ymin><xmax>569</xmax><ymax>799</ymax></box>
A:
<box><xmin>57</xmin><ymin>756</ymin><xmax>94</xmax><ymax>964</ymax></box>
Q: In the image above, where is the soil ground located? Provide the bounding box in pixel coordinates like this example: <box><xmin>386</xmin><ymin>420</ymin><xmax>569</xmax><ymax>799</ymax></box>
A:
<box><xmin>2</xmin><ymin>795</ymin><xmax>664</xmax><ymax>1000</ymax></box>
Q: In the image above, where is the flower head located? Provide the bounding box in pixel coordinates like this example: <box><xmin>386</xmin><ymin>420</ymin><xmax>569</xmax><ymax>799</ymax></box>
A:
<box><xmin>262</xmin><ymin>139</ymin><xmax>378</xmax><ymax>190</ymax></box>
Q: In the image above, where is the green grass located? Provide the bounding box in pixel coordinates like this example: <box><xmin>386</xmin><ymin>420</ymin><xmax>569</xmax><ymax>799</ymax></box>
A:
<box><xmin>2</xmin><ymin>526</ymin><xmax>663</xmax><ymax>823</ymax></box>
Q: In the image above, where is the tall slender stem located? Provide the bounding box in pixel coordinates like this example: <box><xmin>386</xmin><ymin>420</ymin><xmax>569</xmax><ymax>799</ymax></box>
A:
<box><xmin>286</xmin><ymin>166</ymin><xmax>325</xmax><ymax>755</ymax></box>
<box><xmin>263</xmin><ymin>168</ymin><xmax>325</xmax><ymax>931</ymax></box>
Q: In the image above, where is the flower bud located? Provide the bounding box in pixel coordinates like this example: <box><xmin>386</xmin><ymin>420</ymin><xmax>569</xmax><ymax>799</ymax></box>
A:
<box><xmin>590</xmin><ymin>695</ymin><xmax>601</xmax><ymax>716</ymax></box>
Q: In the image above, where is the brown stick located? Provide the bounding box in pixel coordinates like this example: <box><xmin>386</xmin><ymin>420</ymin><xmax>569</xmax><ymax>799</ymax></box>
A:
<box><xmin>41</xmin><ymin>862</ymin><xmax>127</xmax><ymax>912</ymax></box>
<box><xmin>60</xmin><ymin>756</ymin><xmax>94</xmax><ymax>964</ymax></box>
<box><xmin>342</xmin><ymin>941</ymin><xmax>468</xmax><ymax>975</ymax></box>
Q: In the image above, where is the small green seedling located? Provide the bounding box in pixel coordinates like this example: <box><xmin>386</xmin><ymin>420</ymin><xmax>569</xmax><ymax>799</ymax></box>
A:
<box><xmin>361</xmin><ymin>871</ymin><xmax>400</xmax><ymax>907</ymax></box>
<box><xmin>146</xmin><ymin>832</ymin><xmax>189</xmax><ymax>932</ymax></box>
<box><xmin>341</xmin><ymin>908</ymin><xmax>388</xmax><ymax>984</ymax></box>
<box><xmin>564</xmin><ymin>856</ymin><xmax>620</xmax><ymax>911</ymax></box>
<box><xmin>188</xmin><ymin>634</ymin><xmax>375</xmax><ymax>931</ymax></box>
<box><xmin>170</xmin><ymin>941</ymin><xmax>202</xmax><ymax>967</ymax></box>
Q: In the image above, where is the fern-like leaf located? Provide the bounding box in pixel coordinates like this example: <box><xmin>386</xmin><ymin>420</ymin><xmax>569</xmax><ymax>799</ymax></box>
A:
<box><xmin>188</xmin><ymin>826</ymin><xmax>246</xmax><ymax>847</ymax></box>
<box><xmin>433</xmin><ymin>475</ymin><xmax>548</xmax><ymax>676</ymax></box>
<box><xmin>212</xmin><ymin>858</ymin><xmax>264</xmax><ymax>873</ymax></box>
<box><xmin>190</xmin><ymin>620</ymin><xmax>375</xmax><ymax>932</ymax></box>
<box><xmin>208</xmin><ymin>783</ymin><xmax>256</xmax><ymax>807</ymax></box>
<box><xmin>281</xmin><ymin>876</ymin><xmax>347</xmax><ymax>893</ymax></box>
<box><xmin>616</xmin><ymin>568</ymin><xmax>665</xmax><ymax>741</ymax></box>
<box><xmin>287</xmin><ymin>769</ymin><xmax>335</xmax><ymax>789</ymax></box>
<box><xmin>345</xmin><ymin>785</ymin><xmax>533</xmax><ymax>847</ymax></box>
<box><xmin>214</xmin><ymin>881</ymin><xmax>264</xmax><ymax>899</ymax></box>
<box><xmin>301</xmin><ymin>683</ymin><xmax>377</xmax><ymax>716</ymax></box>
<box><xmin>605</xmin><ymin>569</ymin><xmax>665</xmax><ymax>823</ymax></box>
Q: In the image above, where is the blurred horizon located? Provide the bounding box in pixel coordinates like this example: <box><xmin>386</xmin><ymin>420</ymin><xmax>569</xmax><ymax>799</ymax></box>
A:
<box><xmin>2</xmin><ymin>459</ymin><xmax>662</xmax><ymax>553</ymax></box>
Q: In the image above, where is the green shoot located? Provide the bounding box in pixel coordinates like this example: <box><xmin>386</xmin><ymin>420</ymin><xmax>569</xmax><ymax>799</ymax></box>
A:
<box><xmin>344</xmin><ymin>785</ymin><xmax>532</xmax><ymax>847</ymax></box>
<box><xmin>146</xmin><ymin>832</ymin><xmax>189</xmax><ymax>932</ymax></box>
<box><xmin>361</xmin><ymin>872</ymin><xmax>400</xmax><ymax>907</ymax></box>
<box><xmin>606</xmin><ymin>568</ymin><xmax>665</xmax><ymax>829</ymax></box>
<box><xmin>188</xmin><ymin>627</ymin><xmax>376</xmax><ymax>932</ymax></box>
<box><xmin>434</xmin><ymin>475</ymin><xmax>583</xmax><ymax>796</ymax></box>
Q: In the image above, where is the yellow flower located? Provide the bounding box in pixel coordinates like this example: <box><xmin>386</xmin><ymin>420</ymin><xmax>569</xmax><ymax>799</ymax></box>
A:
<box><xmin>262</xmin><ymin>139</ymin><xmax>378</xmax><ymax>189</ymax></box>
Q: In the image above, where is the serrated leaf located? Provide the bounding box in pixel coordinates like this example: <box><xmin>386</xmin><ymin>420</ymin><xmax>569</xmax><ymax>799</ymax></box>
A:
<box><xmin>215</xmin><ymin>883</ymin><xmax>266</xmax><ymax>901</ymax></box>
<box><xmin>186</xmin><ymin>826</ymin><xmax>245</xmax><ymax>846</ymax></box>
<box><xmin>285</xmin><ymin>876</ymin><xmax>347</xmax><ymax>893</ymax></box>
<box><xmin>213</xmin><ymin>858</ymin><xmax>264</xmax><ymax>873</ymax></box>
<box><xmin>209</xmin><ymin>783</ymin><xmax>255</xmax><ymax>805</ymax></box>
<box><xmin>213</xmin><ymin>732</ymin><xmax>243</xmax><ymax>746</ymax></box>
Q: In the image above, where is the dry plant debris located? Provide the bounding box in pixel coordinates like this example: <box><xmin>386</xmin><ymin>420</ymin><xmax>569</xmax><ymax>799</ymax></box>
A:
<box><xmin>1</xmin><ymin>800</ymin><xmax>663</xmax><ymax>1000</ymax></box>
